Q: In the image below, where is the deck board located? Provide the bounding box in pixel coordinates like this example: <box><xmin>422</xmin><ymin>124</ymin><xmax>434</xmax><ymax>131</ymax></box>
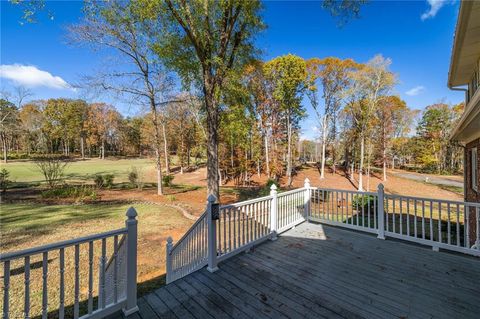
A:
<box><xmin>134</xmin><ymin>222</ymin><xmax>480</xmax><ymax>319</ymax></box>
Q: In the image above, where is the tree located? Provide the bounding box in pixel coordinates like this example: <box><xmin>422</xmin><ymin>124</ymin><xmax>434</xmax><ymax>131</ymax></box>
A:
<box><xmin>344</xmin><ymin>55</ymin><xmax>395</xmax><ymax>191</ymax></box>
<box><xmin>85</xmin><ymin>103</ymin><xmax>121</xmax><ymax>160</ymax></box>
<box><xmin>307</xmin><ymin>57</ymin><xmax>357</xmax><ymax>178</ymax></box>
<box><xmin>376</xmin><ymin>95</ymin><xmax>407</xmax><ymax>181</ymax></box>
<box><xmin>150</xmin><ymin>0</ymin><xmax>265</xmax><ymax>198</ymax></box>
<box><xmin>264</xmin><ymin>54</ymin><xmax>308</xmax><ymax>187</ymax></box>
<box><xmin>0</xmin><ymin>99</ymin><xmax>19</xmax><ymax>163</ymax></box>
<box><xmin>70</xmin><ymin>0</ymin><xmax>174</xmax><ymax>195</ymax></box>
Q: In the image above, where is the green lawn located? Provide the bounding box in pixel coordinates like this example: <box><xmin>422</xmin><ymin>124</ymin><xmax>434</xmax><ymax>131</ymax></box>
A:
<box><xmin>2</xmin><ymin>158</ymin><xmax>158</xmax><ymax>186</ymax></box>
<box><xmin>1</xmin><ymin>202</ymin><xmax>193</xmax><ymax>318</ymax></box>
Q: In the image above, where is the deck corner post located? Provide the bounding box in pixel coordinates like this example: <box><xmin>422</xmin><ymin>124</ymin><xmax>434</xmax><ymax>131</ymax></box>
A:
<box><xmin>270</xmin><ymin>184</ymin><xmax>278</xmax><ymax>240</ymax></box>
<box><xmin>123</xmin><ymin>207</ymin><xmax>139</xmax><ymax>316</ymax></box>
<box><xmin>207</xmin><ymin>194</ymin><xmax>219</xmax><ymax>272</ymax></box>
<box><xmin>166</xmin><ymin>237</ymin><xmax>173</xmax><ymax>284</ymax></box>
<box><xmin>304</xmin><ymin>178</ymin><xmax>311</xmax><ymax>222</ymax></box>
<box><xmin>377</xmin><ymin>184</ymin><xmax>386</xmax><ymax>240</ymax></box>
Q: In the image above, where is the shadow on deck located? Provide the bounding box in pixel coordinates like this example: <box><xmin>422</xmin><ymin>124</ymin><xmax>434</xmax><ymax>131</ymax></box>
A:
<box><xmin>129</xmin><ymin>223</ymin><xmax>480</xmax><ymax>319</ymax></box>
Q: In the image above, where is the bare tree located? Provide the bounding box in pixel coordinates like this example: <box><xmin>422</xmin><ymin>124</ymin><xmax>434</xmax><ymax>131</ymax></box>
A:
<box><xmin>69</xmin><ymin>1</ymin><xmax>173</xmax><ymax>195</ymax></box>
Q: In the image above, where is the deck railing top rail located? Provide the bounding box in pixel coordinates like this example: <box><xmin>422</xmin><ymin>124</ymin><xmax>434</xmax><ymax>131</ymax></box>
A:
<box><xmin>0</xmin><ymin>228</ymin><xmax>127</xmax><ymax>262</ymax></box>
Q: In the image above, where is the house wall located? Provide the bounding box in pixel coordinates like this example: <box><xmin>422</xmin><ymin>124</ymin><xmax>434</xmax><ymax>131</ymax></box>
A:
<box><xmin>465</xmin><ymin>138</ymin><xmax>480</xmax><ymax>203</ymax></box>
<box><xmin>465</xmin><ymin>138</ymin><xmax>479</xmax><ymax>247</ymax></box>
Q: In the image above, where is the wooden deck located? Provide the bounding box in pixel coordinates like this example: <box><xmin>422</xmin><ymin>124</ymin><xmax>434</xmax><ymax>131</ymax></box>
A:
<box><xmin>130</xmin><ymin>222</ymin><xmax>480</xmax><ymax>319</ymax></box>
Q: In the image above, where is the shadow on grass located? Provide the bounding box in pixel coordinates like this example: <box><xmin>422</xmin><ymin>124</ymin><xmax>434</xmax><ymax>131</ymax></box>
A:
<box><xmin>33</xmin><ymin>274</ymin><xmax>166</xmax><ymax>319</ymax></box>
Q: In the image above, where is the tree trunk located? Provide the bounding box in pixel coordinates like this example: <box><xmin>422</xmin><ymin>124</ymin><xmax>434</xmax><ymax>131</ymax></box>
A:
<box><xmin>320</xmin><ymin>115</ymin><xmax>328</xmax><ymax>179</ymax></box>
<box><xmin>286</xmin><ymin>117</ymin><xmax>293</xmax><ymax>187</ymax></box>
<box><xmin>2</xmin><ymin>137</ymin><xmax>7</xmax><ymax>163</ymax></box>
<box><xmin>101</xmin><ymin>139</ymin><xmax>105</xmax><ymax>160</ymax></box>
<box><xmin>382</xmin><ymin>125</ymin><xmax>387</xmax><ymax>181</ymax></box>
<box><xmin>161</xmin><ymin>120</ymin><xmax>170</xmax><ymax>175</ymax></box>
<box><xmin>358</xmin><ymin>135</ymin><xmax>365</xmax><ymax>191</ymax></box>
<box><xmin>264</xmin><ymin>133</ymin><xmax>270</xmax><ymax>178</ymax></box>
<box><xmin>205</xmin><ymin>89</ymin><xmax>220</xmax><ymax>199</ymax></box>
<box><xmin>80</xmin><ymin>136</ymin><xmax>85</xmax><ymax>160</ymax></box>
<box><xmin>150</xmin><ymin>101</ymin><xmax>164</xmax><ymax>195</ymax></box>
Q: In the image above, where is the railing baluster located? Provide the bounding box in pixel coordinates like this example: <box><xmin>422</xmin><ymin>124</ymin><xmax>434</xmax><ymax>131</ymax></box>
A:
<box><xmin>74</xmin><ymin>244</ymin><xmax>80</xmax><ymax>319</ymax></box>
<box><xmin>59</xmin><ymin>248</ymin><xmax>65</xmax><ymax>319</ymax></box>
<box><xmin>367</xmin><ymin>195</ymin><xmax>371</xmax><ymax>228</ymax></box>
<box><xmin>464</xmin><ymin>204</ymin><xmax>468</xmax><ymax>248</ymax></box>
<box><xmin>88</xmin><ymin>241</ymin><xmax>93</xmax><ymax>315</ymax></box>
<box><xmin>413</xmin><ymin>199</ymin><xmax>418</xmax><ymax>238</ymax></box>
<box><xmin>406</xmin><ymin>199</ymin><xmax>410</xmax><ymax>236</ymax></box>
<box><xmin>100</xmin><ymin>238</ymin><xmax>106</xmax><ymax>309</ymax></box>
<box><xmin>430</xmin><ymin>201</ymin><xmax>434</xmax><ymax>241</ymax></box>
<box><xmin>42</xmin><ymin>252</ymin><xmax>48</xmax><ymax>319</ymax></box>
<box><xmin>223</xmin><ymin>207</ymin><xmax>227</xmax><ymax>252</ymax></box>
<box><xmin>456</xmin><ymin>203</ymin><xmax>460</xmax><ymax>246</ymax></box>
<box><xmin>447</xmin><ymin>203</ymin><xmax>451</xmax><ymax>245</ymax></box>
<box><xmin>385</xmin><ymin>197</ymin><xmax>390</xmax><ymax>231</ymax></box>
<box><xmin>3</xmin><ymin>260</ymin><xmax>10</xmax><ymax>319</ymax></box>
<box><xmin>392</xmin><ymin>198</ymin><xmax>396</xmax><ymax>233</ymax></box>
<box><xmin>422</xmin><ymin>200</ymin><xmax>426</xmax><ymax>240</ymax></box>
<box><xmin>114</xmin><ymin>235</ymin><xmax>119</xmax><ymax>304</ymax></box>
<box><xmin>24</xmin><ymin>256</ymin><xmax>30</xmax><ymax>319</ymax></box>
<box><xmin>399</xmin><ymin>198</ymin><xmax>403</xmax><ymax>235</ymax></box>
<box><xmin>438</xmin><ymin>203</ymin><xmax>442</xmax><ymax>244</ymax></box>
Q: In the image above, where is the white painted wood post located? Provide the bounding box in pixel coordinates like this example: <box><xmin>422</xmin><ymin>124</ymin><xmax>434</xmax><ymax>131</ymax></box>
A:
<box><xmin>207</xmin><ymin>194</ymin><xmax>219</xmax><ymax>272</ymax></box>
<box><xmin>377</xmin><ymin>184</ymin><xmax>386</xmax><ymax>240</ymax></box>
<box><xmin>123</xmin><ymin>207</ymin><xmax>139</xmax><ymax>316</ymax></box>
<box><xmin>166</xmin><ymin>237</ymin><xmax>173</xmax><ymax>284</ymax></box>
<box><xmin>304</xmin><ymin>178</ymin><xmax>311</xmax><ymax>222</ymax></box>
<box><xmin>270</xmin><ymin>184</ymin><xmax>278</xmax><ymax>240</ymax></box>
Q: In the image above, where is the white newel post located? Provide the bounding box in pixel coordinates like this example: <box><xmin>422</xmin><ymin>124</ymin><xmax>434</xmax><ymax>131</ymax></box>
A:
<box><xmin>270</xmin><ymin>184</ymin><xmax>278</xmax><ymax>240</ymax></box>
<box><xmin>377</xmin><ymin>184</ymin><xmax>386</xmax><ymax>240</ymax></box>
<box><xmin>166</xmin><ymin>237</ymin><xmax>173</xmax><ymax>284</ymax></box>
<box><xmin>207</xmin><ymin>194</ymin><xmax>219</xmax><ymax>272</ymax></box>
<box><xmin>304</xmin><ymin>178</ymin><xmax>311</xmax><ymax>222</ymax></box>
<box><xmin>123</xmin><ymin>207</ymin><xmax>139</xmax><ymax>316</ymax></box>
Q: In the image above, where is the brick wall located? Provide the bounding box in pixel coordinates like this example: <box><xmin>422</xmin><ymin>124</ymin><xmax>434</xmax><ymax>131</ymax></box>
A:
<box><xmin>465</xmin><ymin>138</ymin><xmax>480</xmax><ymax>247</ymax></box>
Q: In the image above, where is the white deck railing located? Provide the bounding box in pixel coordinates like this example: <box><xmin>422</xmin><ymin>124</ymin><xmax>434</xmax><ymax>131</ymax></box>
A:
<box><xmin>166</xmin><ymin>179</ymin><xmax>480</xmax><ymax>283</ymax></box>
<box><xmin>166</xmin><ymin>184</ymin><xmax>308</xmax><ymax>283</ymax></box>
<box><xmin>0</xmin><ymin>208</ymin><xmax>139</xmax><ymax>319</ymax></box>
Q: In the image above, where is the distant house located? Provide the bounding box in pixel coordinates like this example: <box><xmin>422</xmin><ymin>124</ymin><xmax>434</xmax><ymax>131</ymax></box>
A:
<box><xmin>448</xmin><ymin>1</ymin><xmax>480</xmax><ymax>205</ymax></box>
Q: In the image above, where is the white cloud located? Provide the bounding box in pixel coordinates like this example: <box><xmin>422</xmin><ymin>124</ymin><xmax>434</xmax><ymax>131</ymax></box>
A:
<box><xmin>421</xmin><ymin>0</ymin><xmax>448</xmax><ymax>21</ymax></box>
<box><xmin>0</xmin><ymin>64</ymin><xmax>72</xmax><ymax>90</ymax></box>
<box><xmin>406</xmin><ymin>85</ymin><xmax>425</xmax><ymax>96</ymax></box>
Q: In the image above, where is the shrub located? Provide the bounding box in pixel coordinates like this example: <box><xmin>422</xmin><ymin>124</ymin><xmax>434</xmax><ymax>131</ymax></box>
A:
<box><xmin>162</xmin><ymin>174</ymin><xmax>174</xmax><ymax>187</ymax></box>
<box><xmin>128</xmin><ymin>167</ymin><xmax>138</xmax><ymax>186</ymax></box>
<box><xmin>352</xmin><ymin>194</ymin><xmax>377</xmax><ymax>212</ymax></box>
<box><xmin>41</xmin><ymin>185</ymin><xmax>97</xmax><ymax>202</ymax></box>
<box><xmin>0</xmin><ymin>169</ymin><xmax>11</xmax><ymax>193</ymax></box>
<box><xmin>33</xmin><ymin>155</ymin><xmax>70</xmax><ymax>188</ymax></box>
<box><xmin>260</xmin><ymin>178</ymin><xmax>280</xmax><ymax>196</ymax></box>
<box><xmin>93</xmin><ymin>174</ymin><xmax>104</xmax><ymax>188</ymax></box>
<box><xmin>104</xmin><ymin>174</ymin><xmax>114</xmax><ymax>188</ymax></box>
<box><xmin>167</xmin><ymin>195</ymin><xmax>176</xmax><ymax>202</ymax></box>
<box><xmin>128</xmin><ymin>167</ymin><xmax>144</xmax><ymax>190</ymax></box>
<box><xmin>93</xmin><ymin>174</ymin><xmax>114</xmax><ymax>189</ymax></box>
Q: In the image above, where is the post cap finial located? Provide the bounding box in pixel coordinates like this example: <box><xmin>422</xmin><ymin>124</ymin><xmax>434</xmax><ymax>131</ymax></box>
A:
<box><xmin>207</xmin><ymin>194</ymin><xmax>217</xmax><ymax>203</ymax></box>
<box><xmin>167</xmin><ymin>236</ymin><xmax>173</xmax><ymax>244</ymax></box>
<box><xmin>304</xmin><ymin>178</ymin><xmax>310</xmax><ymax>186</ymax></box>
<box><xmin>126</xmin><ymin>207</ymin><xmax>138</xmax><ymax>219</ymax></box>
<box><xmin>270</xmin><ymin>183</ymin><xmax>277</xmax><ymax>190</ymax></box>
<box><xmin>378</xmin><ymin>183</ymin><xmax>384</xmax><ymax>190</ymax></box>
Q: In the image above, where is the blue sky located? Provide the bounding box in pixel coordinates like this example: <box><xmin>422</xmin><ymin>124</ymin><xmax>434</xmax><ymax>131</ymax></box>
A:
<box><xmin>1</xmin><ymin>0</ymin><xmax>464</xmax><ymax>139</ymax></box>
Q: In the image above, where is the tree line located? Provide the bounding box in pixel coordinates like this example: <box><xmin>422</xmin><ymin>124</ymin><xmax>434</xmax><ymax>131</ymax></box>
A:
<box><xmin>5</xmin><ymin>0</ymin><xmax>463</xmax><ymax>197</ymax></box>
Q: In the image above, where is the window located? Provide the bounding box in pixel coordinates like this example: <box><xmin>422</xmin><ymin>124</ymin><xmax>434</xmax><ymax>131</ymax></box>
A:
<box><xmin>472</xmin><ymin>147</ymin><xmax>478</xmax><ymax>192</ymax></box>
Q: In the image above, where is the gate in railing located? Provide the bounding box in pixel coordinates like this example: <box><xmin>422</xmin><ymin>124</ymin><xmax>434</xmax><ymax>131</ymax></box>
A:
<box><xmin>1</xmin><ymin>208</ymin><xmax>139</xmax><ymax>319</ymax></box>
